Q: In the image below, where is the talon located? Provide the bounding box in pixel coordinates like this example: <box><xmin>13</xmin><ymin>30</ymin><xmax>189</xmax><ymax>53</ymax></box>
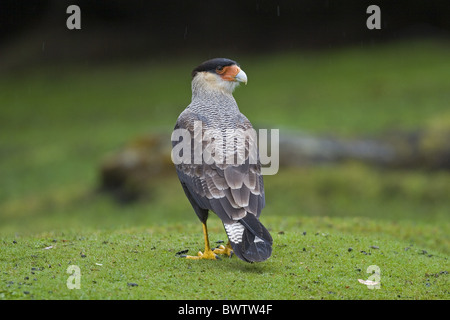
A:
<box><xmin>180</xmin><ymin>222</ymin><xmax>228</xmax><ymax>261</ymax></box>
<box><xmin>213</xmin><ymin>242</ymin><xmax>233</xmax><ymax>258</ymax></box>
<box><xmin>176</xmin><ymin>249</ymin><xmax>189</xmax><ymax>258</ymax></box>
<box><xmin>183</xmin><ymin>248</ymin><xmax>219</xmax><ymax>260</ymax></box>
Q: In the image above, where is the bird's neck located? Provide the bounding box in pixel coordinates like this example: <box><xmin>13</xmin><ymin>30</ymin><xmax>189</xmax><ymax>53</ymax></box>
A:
<box><xmin>191</xmin><ymin>83</ymin><xmax>239</xmax><ymax>112</ymax></box>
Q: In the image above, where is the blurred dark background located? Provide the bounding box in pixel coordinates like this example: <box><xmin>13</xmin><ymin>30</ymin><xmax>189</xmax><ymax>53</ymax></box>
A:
<box><xmin>1</xmin><ymin>0</ymin><xmax>449</xmax><ymax>70</ymax></box>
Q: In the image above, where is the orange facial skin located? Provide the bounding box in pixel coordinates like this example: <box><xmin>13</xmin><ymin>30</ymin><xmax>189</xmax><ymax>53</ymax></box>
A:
<box><xmin>216</xmin><ymin>65</ymin><xmax>241</xmax><ymax>82</ymax></box>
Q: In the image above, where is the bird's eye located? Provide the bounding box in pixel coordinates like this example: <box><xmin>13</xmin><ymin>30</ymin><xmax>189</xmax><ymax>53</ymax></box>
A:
<box><xmin>216</xmin><ymin>66</ymin><xmax>225</xmax><ymax>74</ymax></box>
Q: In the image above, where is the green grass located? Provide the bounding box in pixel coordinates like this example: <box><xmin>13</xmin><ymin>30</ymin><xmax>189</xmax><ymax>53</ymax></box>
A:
<box><xmin>0</xmin><ymin>40</ymin><xmax>449</xmax><ymax>299</ymax></box>
<box><xmin>1</xmin><ymin>217</ymin><xmax>448</xmax><ymax>299</ymax></box>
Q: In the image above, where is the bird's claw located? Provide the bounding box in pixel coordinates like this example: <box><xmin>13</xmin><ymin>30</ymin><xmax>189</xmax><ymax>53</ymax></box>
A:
<box><xmin>196</xmin><ymin>249</ymin><xmax>220</xmax><ymax>260</ymax></box>
<box><xmin>175</xmin><ymin>249</ymin><xmax>189</xmax><ymax>258</ymax></box>
<box><xmin>213</xmin><ymin>244</ymin><xmax>234</xmax><ymax>258</ymax></box>
<box><xmin>178</xmin><ymin>249</ymin><xmax>220</xmax><ymax>260</ymax></box>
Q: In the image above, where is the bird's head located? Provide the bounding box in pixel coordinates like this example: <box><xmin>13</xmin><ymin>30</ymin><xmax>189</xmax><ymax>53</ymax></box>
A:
<box><xmin>191</xmin><ymin>58</ymin><xmax>247</xmax><ymax>95</ymax></box>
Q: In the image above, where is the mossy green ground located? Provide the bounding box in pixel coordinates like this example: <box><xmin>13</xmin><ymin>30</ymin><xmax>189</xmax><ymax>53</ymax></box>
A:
<box><xmin>1</xmin><ymin>40</ymin><xmax>449</xmax><ymax>299</ymax></box>
<box><xmin>1</xmin><ymin>217</ymin><xmax>448</xmax><ymax>299</ymax></box>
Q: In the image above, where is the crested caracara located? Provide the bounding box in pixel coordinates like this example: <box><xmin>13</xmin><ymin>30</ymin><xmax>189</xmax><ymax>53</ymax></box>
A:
<box><xmin>172</xmin><ymin>58</ymin><xmax>272</xmax><ymax>263</ymax></box>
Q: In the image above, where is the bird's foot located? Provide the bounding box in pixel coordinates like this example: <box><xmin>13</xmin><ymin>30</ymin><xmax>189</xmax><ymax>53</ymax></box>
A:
<box><xmin>213</xmin><ymin>244</ymin><xmax>233</xmax><ymax>258</ymax></box>
<box><xmin>184</xmin><ymin>248</ymin><xmax>219</xmax><ymax>260</ymax></box>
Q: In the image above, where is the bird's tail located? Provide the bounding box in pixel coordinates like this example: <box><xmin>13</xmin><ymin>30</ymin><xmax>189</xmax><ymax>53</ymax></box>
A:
<box><xmin>224</xmin><ymin>214</ymin><xmax>273</xmax><ymax>263</ymax></box>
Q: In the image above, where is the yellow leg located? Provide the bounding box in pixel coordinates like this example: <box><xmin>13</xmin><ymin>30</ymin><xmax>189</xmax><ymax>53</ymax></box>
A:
<box><xmin>213</xmin><ymin>241</ymin><xmax>233</xmax><ymax>257</ymax></box>
<box><xmin>185</xmin><ymin>222</ymin><xmax>218</xmax><ymax>260</ymax></box>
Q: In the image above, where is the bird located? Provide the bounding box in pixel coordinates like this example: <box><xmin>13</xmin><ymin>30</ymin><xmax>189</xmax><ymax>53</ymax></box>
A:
<box><xmin>172</xmin><ymin>58</ymin><xmax>273</xmax><ymax>263</ymax></box>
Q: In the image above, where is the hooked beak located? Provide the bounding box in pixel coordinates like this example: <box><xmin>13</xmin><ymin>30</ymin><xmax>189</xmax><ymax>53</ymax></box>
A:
<box><xmin>234</xmin><ymin>68</ymin><xmax>248</xmax><ymax>85</ymax></box>
<box><xmin>219</xmin><ymin>65</ymin><xmax>248</xmax><ymax>85</ymax></box>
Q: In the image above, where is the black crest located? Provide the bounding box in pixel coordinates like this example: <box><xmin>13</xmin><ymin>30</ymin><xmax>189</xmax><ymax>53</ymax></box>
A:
<box><xmin>191</xmin><ymin>58</ymin><xmax>238</xmax><ymax>78</ymax></box>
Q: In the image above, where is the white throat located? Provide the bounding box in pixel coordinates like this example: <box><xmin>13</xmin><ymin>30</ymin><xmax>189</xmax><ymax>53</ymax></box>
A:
<box><xmin>191</xmin><ymin>72</ymin><xmax>240</xmax><ymax>98</ymax></box>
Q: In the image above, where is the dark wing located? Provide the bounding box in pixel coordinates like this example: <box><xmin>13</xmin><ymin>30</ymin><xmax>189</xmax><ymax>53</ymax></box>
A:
<box><xmin>172</xmin><ymin>110</ymin><xmax>264</xmax><ymax>224</ymax></box>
